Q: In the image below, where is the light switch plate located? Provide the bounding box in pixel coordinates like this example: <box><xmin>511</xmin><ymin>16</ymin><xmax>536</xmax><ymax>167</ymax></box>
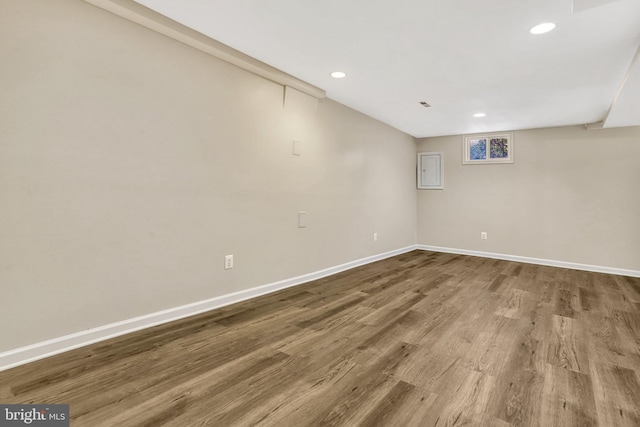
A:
<box><xmin>298</xmin><ymin>211</ymin><xmax>307</xmax><ymax>228</ymax></box>
<box><xmin>292</xmin><ymin>139</ymin><xmax>301</xmax><ymax>156</ymax></box>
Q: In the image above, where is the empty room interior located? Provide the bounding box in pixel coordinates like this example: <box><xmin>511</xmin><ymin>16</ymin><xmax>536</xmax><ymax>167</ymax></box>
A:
<box><xmin>1</xmin><ymin>0</ymin><xmax>640</xmax><ymax>425</ymax></box>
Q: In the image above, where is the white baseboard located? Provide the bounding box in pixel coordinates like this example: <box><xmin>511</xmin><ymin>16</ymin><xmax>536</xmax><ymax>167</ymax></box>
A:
<box><xmin>416</xmin><ymin>244</ymin><xmax>640</xmax><ymax>278</ymax></box>
<box><xmin>0</xmin><ymin>246</ymin><xmax>416</xmax><ymax>372</ymax></box>
<box><xmin>3</xmin><ymin>244</ymin><xmax>636</xmax><ymax>371</ymax></box>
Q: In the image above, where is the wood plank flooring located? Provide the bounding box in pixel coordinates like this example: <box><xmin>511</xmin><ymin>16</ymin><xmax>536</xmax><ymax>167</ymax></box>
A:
<box><xmin>1</xmin><ymin>250</ymin><xmax>639</xmax><ymax>426</ymax></box>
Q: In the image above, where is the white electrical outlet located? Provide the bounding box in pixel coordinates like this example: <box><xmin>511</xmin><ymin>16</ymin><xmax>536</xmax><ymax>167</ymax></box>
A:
<box><xmin>225</xmin><ymin>254</ymin><xmax>234</xmax><ymax>269</ymax></box>
<box><xmin>481</xmin><ymin>232</ymin><xmax>488</xmax><ymax>240</ymax></box>
<box><xmin>373</xmin><ymin>232</ymin><xmax>378</xmax><ymax>241</ymax></box>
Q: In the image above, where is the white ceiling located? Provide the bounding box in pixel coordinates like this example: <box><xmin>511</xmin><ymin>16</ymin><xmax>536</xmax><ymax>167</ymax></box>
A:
<box><xmin>133</xmin><ymin>0</ymin><xmax>640</xmax><ymax>138</ymax></box>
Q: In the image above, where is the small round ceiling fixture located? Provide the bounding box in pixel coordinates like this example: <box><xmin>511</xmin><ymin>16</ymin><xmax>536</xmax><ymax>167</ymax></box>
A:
<box><xmin>330</xmin><ymin>71</ymin><xmax>347</xmax><ymax>79</ymax></box>
<box><xmin>530</xmin><ymin>22</ymin><xmax>556</xmax><ymax>34</ymax></box>
<box><xmin>473</xmin><ymin>113</ymin><xmax>487</xmax><ymax>118</ymax></box>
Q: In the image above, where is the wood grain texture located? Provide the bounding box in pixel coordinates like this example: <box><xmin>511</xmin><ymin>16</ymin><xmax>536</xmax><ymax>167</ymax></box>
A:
<box><xmin>1</xmin><ymin>250</ymin><xmax>639</xmax><ymax>426</ymax></box>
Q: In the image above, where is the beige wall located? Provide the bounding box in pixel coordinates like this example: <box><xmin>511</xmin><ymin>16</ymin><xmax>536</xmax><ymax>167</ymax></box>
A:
<box><xmin>0</xmin><ymin>0</ymin><xmax>417</xmax><ymax>352</ymax></box>
<box><xmin>417</xmin><ymin>126</ymin><xmax>640</xmax><ymax>271</ymax></box>
<box><xmin>3</xmin><ymin>0</ymin><xmax>637</xmax><ymax>356</ymax></box>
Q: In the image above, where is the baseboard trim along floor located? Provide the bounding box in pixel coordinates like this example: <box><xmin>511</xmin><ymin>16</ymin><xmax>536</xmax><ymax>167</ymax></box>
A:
<box><xmin>0</xmin><ymin>246</ymin><xmax>415</xmax><ymax>372</ymax></box>
<box><xmin>416</xmin><ymin>244</ymin><xmax>640</xmax><ymax>278</ymax></box>
<box><xmin>2</xmin><ymin>244</ymin><xmax>637</xmax><ymax>371</ymax></box>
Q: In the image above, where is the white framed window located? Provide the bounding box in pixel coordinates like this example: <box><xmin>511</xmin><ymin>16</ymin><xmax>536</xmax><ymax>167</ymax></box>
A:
<box><xmin>462</xmin><ymin>132</ymin><xmax>514</xmax><ymax>164</ymax></box>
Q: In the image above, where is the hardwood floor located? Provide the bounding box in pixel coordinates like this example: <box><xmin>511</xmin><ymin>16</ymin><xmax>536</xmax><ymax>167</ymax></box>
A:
<box><xmin>1</xmin><ymin>250</ymin><xmax>639</xmax><ymax>426</ymax></box>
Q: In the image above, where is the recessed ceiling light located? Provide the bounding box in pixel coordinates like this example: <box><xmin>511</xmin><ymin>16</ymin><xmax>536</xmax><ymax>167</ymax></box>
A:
<box><xmin>530</xmin><ymin>22</ymin><xmax>556</xmax><ymax>35</ymax></box>
<box><xmin>473</xmin><ymin>113</ymin><xmax>486</xmax><ymax>118</ymax></box>
<box><xmin>330</xmin><ymin>71</ymin><xmax>346</xmax><ymax>79</ymax></box>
